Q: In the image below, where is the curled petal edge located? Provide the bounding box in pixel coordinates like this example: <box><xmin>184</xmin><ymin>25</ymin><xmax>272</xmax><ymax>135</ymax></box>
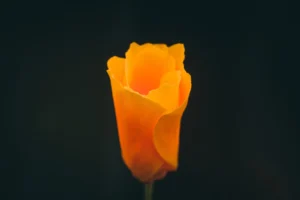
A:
<box><xmin>153</xmin><ymin>71</ymin><xmax>192</xmax><ymax>170</ymax></box>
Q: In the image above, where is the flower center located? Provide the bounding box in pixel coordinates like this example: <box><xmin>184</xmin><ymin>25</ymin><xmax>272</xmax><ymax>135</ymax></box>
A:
<box><xmin>126</xmin><ymin>46</ymin><xmax>175</xmax><ymax>95</ymax></box>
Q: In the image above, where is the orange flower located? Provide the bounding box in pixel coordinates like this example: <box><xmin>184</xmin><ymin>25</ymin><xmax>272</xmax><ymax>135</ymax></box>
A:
<box><xmin>107</xmin><ymin>42</ymin><xmax>192</xmax><ymax>183</ymax></box>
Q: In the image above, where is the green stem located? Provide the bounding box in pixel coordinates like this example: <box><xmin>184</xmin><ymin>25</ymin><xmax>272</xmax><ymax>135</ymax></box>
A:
<box><xmin>145</xmin><ymin>182</ymin><xmax>154</xmax><ymax>200</ymax></box>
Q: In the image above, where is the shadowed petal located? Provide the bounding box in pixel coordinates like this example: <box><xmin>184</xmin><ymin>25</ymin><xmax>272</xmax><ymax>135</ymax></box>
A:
<box><xmin>153</xmin><ymin>71</ymin><xmax>192</xmax><ymax>169</ymax></box>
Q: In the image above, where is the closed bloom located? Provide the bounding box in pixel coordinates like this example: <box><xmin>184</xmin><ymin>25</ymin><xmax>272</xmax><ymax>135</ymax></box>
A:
<box><xmin>107</xmin><ymin>42</ymin><xmax>192</xmax><ymax>183</ymax></box>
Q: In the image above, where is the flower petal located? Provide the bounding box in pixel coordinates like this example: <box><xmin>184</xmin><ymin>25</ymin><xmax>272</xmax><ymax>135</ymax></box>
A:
<box><xmin>179</xmin><ymin>70</ymin><xmax>192</xmax><ymax>106</ymax></box>
<box><xmin>147</xmin><ymin>70</ymin><xmax>181</xmax><ymax>111</ymax></box>
<box><xmin>154</xmin><ymin>44</ymin><xmax>168</xmax><ymax>52</ymax></box>
<box><xmin>169</xmin><ymin>43</ymin><xmax>185</xmax><ymax>70</ymax></box>
<box><xmin>107</xmin><ymin>56</ymin><xmax>126</xmax><ymax>85</ymax></box>
<box><xmin>107</xmin><ymin>69</ymin><xmax>167</xmax><ymax>182</ymax></box>
<box><xmin>153</xmin><ymin>71</ymin><xmax>192</xmax><ymax>169</ymax></box>
<box><xmin>125</xmin><ymin>45</ymin><xmax>176</xmax><ymax>95</ymax></box>
<box><xmin>125</xmin><ymin>42</ymin><xmax>141</xmax><ymax>59</ymax></box>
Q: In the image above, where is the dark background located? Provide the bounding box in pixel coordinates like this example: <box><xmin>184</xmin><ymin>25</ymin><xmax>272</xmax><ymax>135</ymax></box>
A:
<box><xmin>2</xmin><ymin>0</ymin><xmax>299</xmax><ymax>199</ymax></box>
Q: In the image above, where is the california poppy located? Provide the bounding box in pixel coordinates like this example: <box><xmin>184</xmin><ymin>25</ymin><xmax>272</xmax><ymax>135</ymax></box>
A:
<box><xmin>107</xmin><ymin>42</ymin><xmax>192</xmax><ymax>183</ymax></box>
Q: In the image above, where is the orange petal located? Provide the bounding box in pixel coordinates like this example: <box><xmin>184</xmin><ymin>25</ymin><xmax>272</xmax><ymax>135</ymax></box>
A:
<box><xmin>147</xmin><ymin>70</ymin><xmax>181</xmax><ymax>111</ymax></box>
<box><xmin>153</xmin><ymin>70</ymin><xmax>192</xmax><ymax>169</ymax></box>
<box><xmin>107</xmin><ymin>56</ymin><xmax>126</xmax><ymax>85</ymax></box>
<box><xmin>154</xmin><ymin>44</ymin><xmax>168</xmax><ymax>52</ymax></box>
<box><xmin>178</xmin><ymin>70</ymin><xmax>192</xmax><ymax>106</ymax></box>
<box><xmin>169</xmin><ymin>43</ymin><xmax>185</xmax><ymax>70</ymax></box>
<box><xmin>125</xmin><ymin>42</ymin><xmax>159</xmax><ymax>59</ymax></box>
<box><xmin>125</xmin><ymin>42</ymin><xmax>141</xmax><ymax>59</ymax></box>
<box><xmin>125</xmin><ymin>45</ymin><xmax>176</xmax><ymax>95</ymax></box>
<box><xmin>107</xmin><ymin>69</ymin><xmax>167</xmax><ymax>182</ymax></box>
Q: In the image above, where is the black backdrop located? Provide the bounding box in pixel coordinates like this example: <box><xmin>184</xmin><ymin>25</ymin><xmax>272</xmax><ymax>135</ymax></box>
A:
<box><xmin>2</xmin><ymin>0</ymin><xmax>299</xmax><ymax>200</ymax></box>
